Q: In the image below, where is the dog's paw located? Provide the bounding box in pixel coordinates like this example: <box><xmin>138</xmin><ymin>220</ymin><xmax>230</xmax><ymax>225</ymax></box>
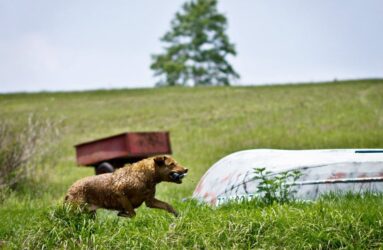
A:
<box><xmin>118</xmin><ymin>211</ymin><xmax>135</xmax><ymax>218</ymax></box>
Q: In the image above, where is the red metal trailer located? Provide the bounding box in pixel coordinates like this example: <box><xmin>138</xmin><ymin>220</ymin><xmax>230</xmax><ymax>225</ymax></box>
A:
<box><xmin>75</xmin><ymin>131</ymin><xmax>172</xmax><ymax>174</ymax></box>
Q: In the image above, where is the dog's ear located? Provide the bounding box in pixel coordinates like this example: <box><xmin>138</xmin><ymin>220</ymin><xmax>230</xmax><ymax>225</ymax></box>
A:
<box><xmin>153</xmin><ymin>155</ymin><xmax>167</xmax><ymax>166</ymax></box>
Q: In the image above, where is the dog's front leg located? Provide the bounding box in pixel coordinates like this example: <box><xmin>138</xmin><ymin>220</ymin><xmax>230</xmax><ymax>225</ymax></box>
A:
<box><xmin>117</xmin><ymin>196</ymin><xmax>136</xmax><ymax>218</ymax></box>
<box><xmin>145</xmin><ymin>198</ymin><xmax>179</xmax><ymax>217</ymax></box>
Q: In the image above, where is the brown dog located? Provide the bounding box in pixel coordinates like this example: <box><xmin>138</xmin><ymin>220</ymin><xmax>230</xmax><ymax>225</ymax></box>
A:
<box><xmin>65</xmin><ymin>155</ymin><xmax>188</xmax><ymax>217</ymax></box>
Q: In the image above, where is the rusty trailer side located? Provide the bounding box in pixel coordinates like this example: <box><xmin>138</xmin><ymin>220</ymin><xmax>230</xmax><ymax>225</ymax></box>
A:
<box><xmin>75</xmin><ymin>131</ymin><xmax>171</xmax><ymax>173</ymax></box>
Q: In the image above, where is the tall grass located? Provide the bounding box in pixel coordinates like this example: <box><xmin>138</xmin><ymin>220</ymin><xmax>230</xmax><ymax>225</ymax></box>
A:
<box><xmin>5</xmin><ymin>194</ymin><xmax>383</xmax><ymax>249</ymax></box>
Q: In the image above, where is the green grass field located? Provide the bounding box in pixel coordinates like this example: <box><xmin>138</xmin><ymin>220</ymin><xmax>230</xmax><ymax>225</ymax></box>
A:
<box><xmin>1</xmin><ymin>79</ymin><xmax>383</xmax><ymax>249</ymax></box>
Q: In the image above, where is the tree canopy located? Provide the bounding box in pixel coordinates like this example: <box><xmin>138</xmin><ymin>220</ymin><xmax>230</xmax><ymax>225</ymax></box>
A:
<box><xmin>151</xmin><ymin>0</ymin><xmax>239</xmax><ymax>86</ymax></box>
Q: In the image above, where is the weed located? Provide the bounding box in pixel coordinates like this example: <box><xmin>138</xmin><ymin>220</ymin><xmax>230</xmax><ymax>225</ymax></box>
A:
<box><xmin>252</xmin><ymin>168</ymin><xmax>302</xmax><ymax>204</ymax></box>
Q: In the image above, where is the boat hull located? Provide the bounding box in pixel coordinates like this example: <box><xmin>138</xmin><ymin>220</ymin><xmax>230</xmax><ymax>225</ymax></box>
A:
<box><xmin>192</xmin><ymin>149</ymin><xmax>383</xmax><ymax>206</ymax></box>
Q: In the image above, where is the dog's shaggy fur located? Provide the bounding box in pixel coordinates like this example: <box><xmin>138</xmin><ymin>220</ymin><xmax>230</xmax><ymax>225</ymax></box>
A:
<box><xmin>65</xmin><ymin>155</ymin><xmax>188</xmax><ymax>217</ymax></box>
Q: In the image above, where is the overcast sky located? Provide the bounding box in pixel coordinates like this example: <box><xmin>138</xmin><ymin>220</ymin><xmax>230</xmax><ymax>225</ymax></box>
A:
<box><xmin>0</xmin><ymin>0</ymin><xmax>382</xmax><ymax>93</ymax></box>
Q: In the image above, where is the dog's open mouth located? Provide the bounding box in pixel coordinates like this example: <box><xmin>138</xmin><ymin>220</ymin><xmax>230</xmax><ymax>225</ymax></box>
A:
<box><xmin>170</xmin><ymin>172</ymin><xmax>187</xmax><ymax>183</ymax></box>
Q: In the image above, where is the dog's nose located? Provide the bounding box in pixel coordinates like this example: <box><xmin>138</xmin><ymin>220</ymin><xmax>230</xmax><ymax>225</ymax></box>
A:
<box><xmin>184</xmin><ymin>168</ymin><xmax>188</xmax><ymax>173</ymax></box>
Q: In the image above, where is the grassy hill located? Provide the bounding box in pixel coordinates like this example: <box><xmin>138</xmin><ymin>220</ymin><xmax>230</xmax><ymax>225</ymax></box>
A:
<box><xmin>1</xmin><ymin>79</ymin><xmax>383</xmax><ymax>248</ymax></box>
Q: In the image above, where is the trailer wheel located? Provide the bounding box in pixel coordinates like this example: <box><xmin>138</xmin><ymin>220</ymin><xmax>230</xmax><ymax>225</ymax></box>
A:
<box><xmin>95</xmin><ymin>162</ymin><xmax>114</xmax><ymax>175</ymax></box>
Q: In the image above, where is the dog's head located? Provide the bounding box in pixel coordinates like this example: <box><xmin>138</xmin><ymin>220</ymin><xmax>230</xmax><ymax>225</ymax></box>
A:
<box><xmin>153</xmin><ymin>155</ymin><xmax>188</xmax><ymax>184</ymax></box>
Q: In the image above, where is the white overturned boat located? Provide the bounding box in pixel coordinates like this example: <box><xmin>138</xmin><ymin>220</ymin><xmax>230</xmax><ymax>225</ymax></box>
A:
<box><xmin>192</xmin><ymin>149</ymin><xmax>383</xmax><ymax>206</ymax></box>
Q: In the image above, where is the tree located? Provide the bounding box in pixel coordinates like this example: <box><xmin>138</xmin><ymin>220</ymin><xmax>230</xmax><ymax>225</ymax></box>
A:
<box><xmin>151</xmin><ymin>0</ymin><xmax>239</xmax><ymax>86</ymax></box>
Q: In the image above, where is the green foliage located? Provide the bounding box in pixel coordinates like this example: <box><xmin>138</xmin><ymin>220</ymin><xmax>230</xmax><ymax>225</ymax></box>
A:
<box><xmin>151</xmin><ymin>0</ymin><xmax>239</xmax><ymax>86</ymax></box>
<box><xmin>253</xmin><ymin>168</ymin><xmax>302</xmax><ymax>204</ymax></box>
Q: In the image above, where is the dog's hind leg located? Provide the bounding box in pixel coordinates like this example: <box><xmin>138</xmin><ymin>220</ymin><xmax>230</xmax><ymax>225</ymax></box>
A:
<box><xmin>87</xmin><ymin>204</ymin><xmax>98</xmax><ymax>217</ymax></box>
<box><xmin>117</xmin><ymin>197</ymin><xmax>136</xmax><ymax>218</ymax></box>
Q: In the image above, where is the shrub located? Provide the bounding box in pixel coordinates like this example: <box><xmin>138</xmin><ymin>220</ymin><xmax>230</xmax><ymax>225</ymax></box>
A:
<box><xmin>0</xmin><ymin>114</ymin><xmax>60</xmax><ymax>192</ymax></box>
